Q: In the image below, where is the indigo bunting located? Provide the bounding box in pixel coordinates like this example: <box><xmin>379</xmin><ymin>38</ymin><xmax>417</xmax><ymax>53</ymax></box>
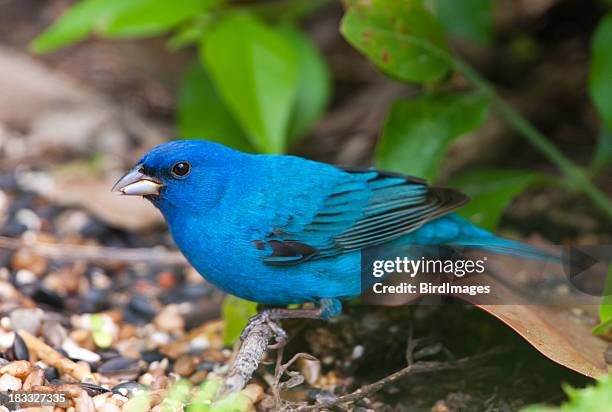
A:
<box><xmin>113</xmin><ymin>140</ymin><xmax>551</xmax><ymax>332</ymax></box>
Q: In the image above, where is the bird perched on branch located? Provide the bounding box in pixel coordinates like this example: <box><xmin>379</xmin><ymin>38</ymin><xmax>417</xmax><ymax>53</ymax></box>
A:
<box><xmin>113</xmin><ymin>140</ymin><xmax>553</xmax><ymax>338</ymax></box>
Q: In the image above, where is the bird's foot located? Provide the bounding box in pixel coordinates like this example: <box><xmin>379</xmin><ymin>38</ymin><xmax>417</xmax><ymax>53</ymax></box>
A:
<box><xmin>241</xmin><ymin>311</ymin><xmax>288</xmax><ymax>348</ymax></box>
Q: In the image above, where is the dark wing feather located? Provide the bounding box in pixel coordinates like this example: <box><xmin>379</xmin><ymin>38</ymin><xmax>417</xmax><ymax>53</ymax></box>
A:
<box><xmin>259</xmin><ymin>167</ymin><xmax>468</xmax><ymax>265</ymax></box>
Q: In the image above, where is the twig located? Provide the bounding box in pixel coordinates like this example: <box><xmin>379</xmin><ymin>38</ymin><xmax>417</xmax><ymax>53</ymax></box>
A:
<box><xmin>272</xmin><ymin>352</ymin><xmax>317</xmax><ymax>406</ymax></box>
<box><xmin>222</xmin><ymin>323</ymin><xmax>274</xmax><ymax>396</ymax></box>
<box><xmin>291</xmin><ymin>348</ymin><xmax>508</xmax><ymax>412</ymax></box>
<box><xmin>0</xmin><ymin>236</ymin><xmax>185</xmax><ymax>264</ymax></box>
<box><xmin>18</xmin><ymin>330</ymin><xmax>91</xmax><ymax>382</ymax></box>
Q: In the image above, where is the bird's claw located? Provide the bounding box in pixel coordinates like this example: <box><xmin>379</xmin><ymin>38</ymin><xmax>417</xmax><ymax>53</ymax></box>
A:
<box><xmin>240</xmin><ymin>312</ymin><xmax>288</xmax><ymax>348</ymax></box>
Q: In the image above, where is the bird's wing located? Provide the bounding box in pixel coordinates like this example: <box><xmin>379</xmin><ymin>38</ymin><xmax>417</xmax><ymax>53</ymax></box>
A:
<box><xmin>258</xmin><ymin>166</ymin><xmax>469</xmax><ymax>265</ymax></box>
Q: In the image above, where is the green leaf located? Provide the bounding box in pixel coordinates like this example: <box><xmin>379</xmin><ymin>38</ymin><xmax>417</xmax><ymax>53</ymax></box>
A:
<box><xmin>434</xmin><ymin>0</ymin><xmax>493</xmax><ymax>45</ymax></box>
<box><xmin>90</xmin><ymin>313</ymin><xmax>113</xmax><ymax>349</ymax></box>
<box><xmin>160</xmin><ymin>380</ymin><xmax>192</xmax><ymax>412</ymax></box>
<box><xmin>340</xmin><ymin>0</ymin><xmax>451</xmax><ymax>83</ymax></box>
<box><xmin>31</xmin><ymin>0</ymin><xmax>128</xmax><ymax>53</ymax></box>
<box><xmin>376</xmin><ymin>92</ymin><xmax>489</xmax><ymax>181</ymax></box>
<box><xmin>448</xmin><ymin>169</ymin><xmax>542</xmax><ymax>231</ymax></box>
<box><xmin>592</xmin><ymin>129</ymin><xmax>612</xmax><ymax>171</ymax></box>
<box><xmin>520</xmin><ymin>375</ymin><xmax>612</xmax><ymax>411</ymax></box>
<box><xmin>178</xmin><ymin>63</ymin><xmax>255</xmax><ymax>152</ymax></box>
<box><xmin>201</xmin><ymin>13</ymin><xmax>299</xmax><ymax>154</ymax></box>
<box><xmin>32</xmin><ymin>0</ymin><xmax>218</xmax><ymax>53</ymax></box>
<box><xmin>222</xmin><ymin>295</ymin><xmax>257</xmax><ymax>345</ymax></box>
<box><xmin>187</xmin><ymin>378</ymin><xmax>222</xmax><ymax>412</ymax></box>
<box><xmin>281</xmin><ymin>26</ymin><xmax>331</xmax><ymax>141</ymax></box>
<box><xmin>589</xmin><ymin>12</ymin><xmax>612</xmax><ymax>131</ymax></box>
<box><xmin>123</xmin><ymin>390</ymin><xmax>151</xmax><ymax>412</ymax></box>
<box><xmin>104</xmin><ymin>0</ymin><xmax>221</xmax><ymax>38</ymax></box>
<box><xmin>593</xmin><ymin>263</ymin><xmax>612</xmax><ymax>335</ymax></box>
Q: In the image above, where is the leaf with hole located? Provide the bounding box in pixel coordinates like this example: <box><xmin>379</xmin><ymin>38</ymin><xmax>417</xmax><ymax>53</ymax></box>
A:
<box><xmin>341</xmin><ymin>0</ymin><xmax>451</xmax><ymax>83</ymax></box>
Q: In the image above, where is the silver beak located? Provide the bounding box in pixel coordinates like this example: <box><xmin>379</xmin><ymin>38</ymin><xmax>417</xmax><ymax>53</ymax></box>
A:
<box><xmin>112</xmin><ymin>165</ymin><xmax>163</xmax><ymax>196</ymax></box>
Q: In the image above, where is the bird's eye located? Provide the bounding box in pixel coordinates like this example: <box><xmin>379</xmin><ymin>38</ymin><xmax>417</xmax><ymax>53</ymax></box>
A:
<box><xmin>171</xmin><ymin>161</ymin><xmax>191</xmax><ymax>177</ymax></box>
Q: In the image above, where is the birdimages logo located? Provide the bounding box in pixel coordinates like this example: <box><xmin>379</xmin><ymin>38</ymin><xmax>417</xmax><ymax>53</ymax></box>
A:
<box><xmin>360</xmin><ymin>244</ymin><xmax>612</xmax><ymax>306</ymax></box>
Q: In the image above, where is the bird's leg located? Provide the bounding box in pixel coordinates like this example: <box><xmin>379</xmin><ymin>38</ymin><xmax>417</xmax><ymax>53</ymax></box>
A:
<box><xmin>240</xmin><ymin>299</ymin><xmax>342</xmax><ymax>346</ymax></box>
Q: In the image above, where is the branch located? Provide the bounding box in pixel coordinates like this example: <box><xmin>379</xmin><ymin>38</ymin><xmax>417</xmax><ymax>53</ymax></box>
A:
<box><xmin>222</xmin><ymin>323</ymin><xmax>274</xmax><ymax>395</ymax></box>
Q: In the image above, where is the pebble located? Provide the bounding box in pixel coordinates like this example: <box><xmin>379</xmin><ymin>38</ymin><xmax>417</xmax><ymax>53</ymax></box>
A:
<box><xmin>126</xmin><ymin>295</ymin><xmax>157</xmax><ymax>323</ymax></box>
<box><xmin>189</xmin><ymin>370</ymin><xmax>207</xmax><ymax>384</ymax></box>
<box><xmin>111</xmin><ymin>381</ymin><xmax>147</xmax><ymax>397</ymax></box>
<box><xmin>15</xmin><ymin>208</ymin><xmax>41</xmax><ymax>231</ymax></box>
<box><xmin>98</xmin><ymin>357</ymin><xmax>140</xmax><ymax>380</ymax></box>
<box><xmin>0</xmin><ymin>190</ymin><xmax>7</xmax><ymax>218</ymax></box>
<box><xmin>12</xmin><ymin>249</ymin><xmax>47</xmax><ymax>277</ymax></box>
<box><xmin>148</xmin><ymin>358</ymin><xmax>169</xmax><ymax>377</ymax></box>
<box><xmin>74</xmin><ymin>389</ymin><xmax>96</xmax><ymax>412</ymax></box>
<box><xmin>62</xmin><ymin>339</ymin><xmax>101</xmax><ymax>363</ymax></box>
<box><xmin>92</xmin><ymin>392</ymin><xmax>112</xmax><ymax>409</ymax></box>
<box><xmin>55</xmin><ymin>210</ymin><xmax>91</xmax><ymax>237</ymax></box>
<box><xmin>352</xmin><ymin>345</ymin><xmax>365</xmax><ymax>359</ymax></box>
<box><xmin>30</xmin><ymin>285</ymin><xmax>64</xmax><ymax>309</ymax></box>
<box><xmin>0</xmin><ymin>281</ymin><xmax>17</xmax><ymax>300</ymax></box>
<box><xmin>15</xmin><ymin>269</ymin><xmax>38</xmax><ymax>285</ymax></box>
<box><xmin>22</xmin><ymin>368</ymin><xmax>44</xmax><ymax>390</ymax></box>
<box><xmin>138</xmin><ymin>373</ymin><xmax>154</xmax><ymax>385</ymax></box>
<box><xmin>298</xmin><ymin>357</ymin><xmax>321</xmax><ymax>385</ymax></box>
<box><xmin>154</xmin><ymin>305</ymin><xmax>184</xmax><ymax>333</ymax></box>
<box><xmin>0</xmin><ymin>360</ymin><xmax>32</xmax><ymax>378</ymax></box>
<box><xmin>188</xmin><ymin>336</ymin><xmax>210</xmax><ymax>352</ymax></box>
<box><xmin>44</xmin><ymin>367</ymin><xmax>59</xmax><ymax>381</ymax></box>
<box><xmin>0</xmin><ymin>373</ymin><xmax>22</xmax><ymax>391</ymax></box>
<box><xmin>0</xmin><ymin>331</ymin><xmax>14</xmax><ymax>350</ymax></box>
<box><xmin>140</xmin><ymin>350</ymin><xmax>165</xmax><ymax>364</ymax></box>
<box><xmin>98</xmin><ymin>403</ymin><xmax>122</xmax><ymax>412</ymax></box>
<box><xmin>89</xmin><ymin>268</ymin><xmax>111</xmax><ymax>289</ymax></box>
<box><xmin>173</xmin><ymin>355</ymin><xmax>195</xmax><ymax>377</ymax></box>
<box><xmin>12</xmin><ymin>332</ymin><xmax>30</xmax><ymax>361</ymax></box>
<box><xmin>42</xmin><ymin>320</ymin><xmax>68</xmax><ymax>348</ymax></box>
<box><xmin>150</xmin><ymin>331</ymin><xmax>170</xmax><ymax>346</ymax></box>
<box><xmin>10</xmin><ymin>308</ymin><xmax>43</xmax><ymax>335</ymax></box>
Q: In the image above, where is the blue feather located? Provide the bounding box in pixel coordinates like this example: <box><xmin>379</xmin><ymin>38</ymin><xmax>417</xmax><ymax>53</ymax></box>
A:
<box><xmin>120</xmin><ymin>140</ymin><xmax>557</xmax><ymax>309</ymax></box>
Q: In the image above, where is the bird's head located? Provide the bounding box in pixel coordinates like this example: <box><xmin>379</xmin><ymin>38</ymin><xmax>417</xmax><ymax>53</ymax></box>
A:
<box><xmin>112</xmin><ymin>139</ymin><xmax>244</xmax><ymax>214</ymax></box>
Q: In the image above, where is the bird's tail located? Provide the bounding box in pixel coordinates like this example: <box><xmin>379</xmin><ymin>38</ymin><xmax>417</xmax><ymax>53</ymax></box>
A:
<box><xmin>458</xmin><ymin>237</ymin><xmax>561</xmax><ymax>265</ymax></box>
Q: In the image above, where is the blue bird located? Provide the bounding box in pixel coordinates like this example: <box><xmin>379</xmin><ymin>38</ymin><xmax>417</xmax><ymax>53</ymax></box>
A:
<box><xmin>112</xmin><ymin>140</ymin><xmax>552</xmax><ymax>334</ymax></box>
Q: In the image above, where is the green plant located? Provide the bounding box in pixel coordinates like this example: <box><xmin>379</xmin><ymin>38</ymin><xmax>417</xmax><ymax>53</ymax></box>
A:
<box><xmin>33</xmin><ymin>0</ymin><xmax>331</xmax><ymax>155</ymax></box>
<box><xmin>124</xmin><ymin>378</ymin><xmax>256</xmax><ymax>412</ymax></box>
<box><xmin>520</xmin><ymin>374</ymin><xmax>612</xmax><ymax>411</ymax></box>
<box><xmin>341</xmin><ymin>0</ymin><xmax>612</xmax><ymax>221</ymax></box>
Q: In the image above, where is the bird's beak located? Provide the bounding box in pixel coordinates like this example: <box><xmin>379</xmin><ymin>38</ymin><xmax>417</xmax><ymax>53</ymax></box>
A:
<box><xmin>112</xmin><ymin>165</ymin><xmax>163</xmax><ymax>196</ymax></box>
